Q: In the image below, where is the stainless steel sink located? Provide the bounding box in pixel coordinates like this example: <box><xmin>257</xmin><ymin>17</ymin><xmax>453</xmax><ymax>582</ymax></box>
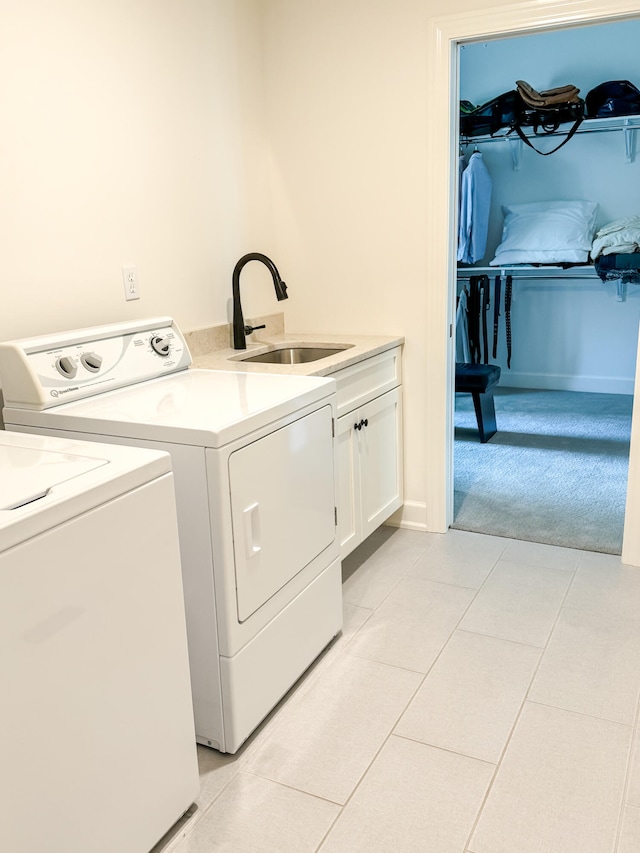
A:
<box><xmin>237</xmin><ymin>345</ymin><xmax>352</xmax><ymax>365</ymax></box>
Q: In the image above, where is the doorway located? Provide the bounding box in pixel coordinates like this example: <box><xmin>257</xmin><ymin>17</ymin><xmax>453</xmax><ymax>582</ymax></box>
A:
<box><xmin>453</xmin><ymin>22</ymin><xmax>640</xmax><ymax>555</ymax></box>
<box><xmin>424</xmin><ymin>0</ymin><xmax>640</xmax><ymax>565</ymax></box>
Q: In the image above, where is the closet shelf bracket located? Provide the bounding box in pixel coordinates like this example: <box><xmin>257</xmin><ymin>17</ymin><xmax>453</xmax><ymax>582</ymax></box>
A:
<box><xmin>508</xmin><ymin>138</ymin><xmax>522</xmax><ymax>171</ymax></box>
<box><xmin>623</xmin><ymin>120</ymin><xmax>634</xmax><ymax>164</ymax></box>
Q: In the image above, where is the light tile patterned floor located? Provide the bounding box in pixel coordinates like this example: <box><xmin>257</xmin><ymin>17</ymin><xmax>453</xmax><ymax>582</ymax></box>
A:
<box><xmin>153</xmin><ymin>526</ymin><xmax>640</xmax><ymax>853</ymax></box>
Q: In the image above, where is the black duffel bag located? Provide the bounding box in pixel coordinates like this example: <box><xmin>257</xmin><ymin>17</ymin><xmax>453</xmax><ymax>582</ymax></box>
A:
<box><xmin>459</xmin><ymin>90</ymin><xmax>519</xmax><ymax>138</ymax></box>
<box><xmin>514</xmin><ymin>99</ymin><xmax>585</xmax><ymax>154</ymax></box>
<box><xmin>460</xmin><ymin>83</ymin><xmax>585</xmax><ymax>154</ymax></box>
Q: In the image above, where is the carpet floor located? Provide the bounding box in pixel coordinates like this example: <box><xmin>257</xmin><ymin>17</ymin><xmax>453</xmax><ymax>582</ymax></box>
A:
<box><xmin>452</xmin><ymin>387</ymin><xmax>633</xmax><ymax>555</ymax></box>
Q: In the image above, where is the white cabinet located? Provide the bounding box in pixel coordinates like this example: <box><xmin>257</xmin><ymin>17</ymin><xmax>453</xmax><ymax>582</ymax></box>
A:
<box><xmin>332</xmin><ymin>347</ymin><xmax>403</xmax><ymax>558</ymax></box>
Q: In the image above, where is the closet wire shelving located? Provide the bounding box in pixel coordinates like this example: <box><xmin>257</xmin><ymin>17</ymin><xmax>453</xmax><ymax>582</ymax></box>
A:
<box><xmin>459</xmin><ymin>115</ymin><xmax>640</xmax><ymax>299</ymax></box>
<box><xmin>456</xmin><ymin>264</ymin><xmax>627</xmax><ymax>302</ymax></box>
<box><xmin>457</xmin><ymin>266</ymin><xmax>601</xmax><ymax>295</ymax></box>
<box><xmin>460</xmin><ymin>114</ymin><xmax>640</xmax><ymax>169</ymax></box>
<box><xmin>456</xmin><ymin>266</ymin><xmax>635</xmax><ymax>301</ymax></box>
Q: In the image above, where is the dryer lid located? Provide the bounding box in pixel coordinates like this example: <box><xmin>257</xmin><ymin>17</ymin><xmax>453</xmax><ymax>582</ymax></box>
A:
<box><xmin>4</xmin><ymin>369</ymin><xmax>335</xmax><ymax>448</ymax></box>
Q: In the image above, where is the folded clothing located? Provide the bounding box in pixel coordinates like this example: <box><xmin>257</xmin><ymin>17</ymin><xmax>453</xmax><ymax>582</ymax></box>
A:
<box><xmin>591</xmin><ymin>215</ymin><xmax>640</xmax><ymax>258</ymax></box>
<box><xmin>595</xmin><ymin>251</ymin><xmax>640</xmax><ymax>283</ymax></box>
<box><xmin>592</xmin><ymin>229</ymin><xmax>640</xmax><ymax>258</ymax></box>
<box><xmin>594</xmin><ymin>214</ymin><xmax>640</xmax><ymax>238</ymax></box>
<box><xmin>516</xmin><ymin>80</ymin><xmax>581</xmax><ymax>107</ymax></box>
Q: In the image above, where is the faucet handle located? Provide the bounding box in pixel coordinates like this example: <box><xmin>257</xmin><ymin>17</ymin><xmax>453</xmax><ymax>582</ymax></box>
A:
<box><xmin>244</xmin><ymin>324</ymin><xmax>266</xmax><ymax>335</ymax></box>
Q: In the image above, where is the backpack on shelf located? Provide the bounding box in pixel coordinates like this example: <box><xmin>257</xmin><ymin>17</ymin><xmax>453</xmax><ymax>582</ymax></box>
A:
<box><xmin>585</xmin><ymin>80</ymin><xmax>640</xmax><ymax>118</ymax></box>
<box><xmin>512</xmin><ymin>80</ymin><xmax>585</xmax><ymax>155</ymax></box>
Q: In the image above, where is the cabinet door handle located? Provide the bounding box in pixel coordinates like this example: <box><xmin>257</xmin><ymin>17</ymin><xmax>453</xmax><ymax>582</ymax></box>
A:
<box><xmin>362</xmin><ymin>418</ymin><xmax>368</xmax><ymax>428</ymax></box>
<box><xmin>354</xmin><ymin>421</ymin><xmax>361</xmax><ymax>431</ymax></box>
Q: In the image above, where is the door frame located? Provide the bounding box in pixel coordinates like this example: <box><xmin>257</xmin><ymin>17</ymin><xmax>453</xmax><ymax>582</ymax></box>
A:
<box><xmin>424</xmin><ymin>0</ymin><xmax>640</xmax><ymax>564</ymax></box>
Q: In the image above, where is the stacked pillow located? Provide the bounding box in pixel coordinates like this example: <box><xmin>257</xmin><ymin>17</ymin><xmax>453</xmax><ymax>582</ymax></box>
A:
<box><xmin>490</xmin><ymin>200</ymin><xmax>598</xmax><ymax>266</ymax></box>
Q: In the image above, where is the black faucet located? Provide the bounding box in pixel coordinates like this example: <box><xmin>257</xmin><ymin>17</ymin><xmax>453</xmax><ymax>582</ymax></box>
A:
<box><xmin>232</xmin><ymin>253</ymin><xmax>288</xmax><ymax>349</ymax></box>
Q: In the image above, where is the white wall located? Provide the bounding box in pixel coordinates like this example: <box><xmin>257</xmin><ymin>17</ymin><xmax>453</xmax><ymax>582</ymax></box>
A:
<box><xmin>261</xmin><ymin>0</ymin><xmax>430</xmax><ymax>524</ymax></box>
<box><xmin>260</xmin><ymin>1</ymin><xmax>640</xmax><ymax>529</ymax></box>
<box><xmin>5</xmin><ymin>0</ymin><xmax>634</xmax><ymax>528</ymax></box>
<box><xmin>460</xmin><ymin>20</ymin><xmax>640</xmax><ymax>392</ymax></box>
<box><xmin>0</xmin><ymin>0</ymin><xmax>276</xmax><ymax>344</ymax></box>
<box><xmin>2</xmin><ymin>0</ymin><xmax>435</xmax><ymax>524</ymax></box>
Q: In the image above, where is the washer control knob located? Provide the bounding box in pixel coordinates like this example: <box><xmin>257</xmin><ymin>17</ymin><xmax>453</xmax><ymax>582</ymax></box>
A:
<box><xmin>81</xmin><ymin>352</ymin><xmax>103</xmax><ymax>373</ymax></box>
<box><xmin>55</xmin><ymin>356</ymin><xmax>77</xmax><ymax>378</ymax></box>
<box><xmin>150</xmin><ymin>334</ymin><xmax>171</xmax><ymax>357</ymax></box>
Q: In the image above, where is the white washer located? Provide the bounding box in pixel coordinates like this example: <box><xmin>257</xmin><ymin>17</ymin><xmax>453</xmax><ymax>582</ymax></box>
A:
<box><xmin>0</xmin><ymin>429</ymin><xmax>198</xmax><ymax>853</ymax></box>
<box><xmin>0</xmin><ymin>317</ymin><xmax>342</xmax><ymax>753</ymax></box>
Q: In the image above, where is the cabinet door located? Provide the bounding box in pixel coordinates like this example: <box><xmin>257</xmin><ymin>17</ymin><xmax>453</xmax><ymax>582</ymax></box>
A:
<box><xmin>359</xmin><ymin>387</ymin><xmax>403</xmax><ymax>540</ymax></box>
<box><xmin>337</xmin><ymin>409</ymin><xmax>361</xmax><ymax>558</ymax></box>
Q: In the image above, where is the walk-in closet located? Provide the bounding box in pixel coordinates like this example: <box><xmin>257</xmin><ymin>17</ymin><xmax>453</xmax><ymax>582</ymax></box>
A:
<box><xmin>455</xmin><ymin>19</ymin><xmax>640</xmax><ymax>554</ymax></box>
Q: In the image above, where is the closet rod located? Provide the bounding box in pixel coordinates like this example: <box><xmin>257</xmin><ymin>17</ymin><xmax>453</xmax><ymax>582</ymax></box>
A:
<box><xmin>461</xmin><ymin>126</ymin><xmax>625</xmax><ymax>146</ymax></box>
<box><xmin>461</xmin><ymin>114</ymin><xmax>639</xmax><ymax>165</ymax></box>
<box><xmin>460</xmin><ymin>115</ymin><xmax>640</xmax><ymax>146</ymax></box>
<box><xmin>457</xmin><ymin>267</ymin><xmax>597</xmax><ymax>281</ymax></box>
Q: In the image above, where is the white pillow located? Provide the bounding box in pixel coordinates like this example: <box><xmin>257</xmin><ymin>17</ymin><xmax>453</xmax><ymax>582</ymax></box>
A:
<box><xmin>490</xmin><ymin>200</ymin><xmax>598</xmax><ymax>266</ymax></box>
<box><xmin>490</xmin><ymin>248</ymin><xmax>589</xmax><ymax>266</ymax></box>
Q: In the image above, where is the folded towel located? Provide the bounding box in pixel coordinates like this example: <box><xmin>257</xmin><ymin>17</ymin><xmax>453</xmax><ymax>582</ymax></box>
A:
<box><xmin>594</xmin><ymin>215</ymin><xmax>640</xmax><ymax>238</ymax></box>
<box><xmin>592</xmin><ymin>226</ymin><xmax>640</xmax><ymax>258</ymax></box>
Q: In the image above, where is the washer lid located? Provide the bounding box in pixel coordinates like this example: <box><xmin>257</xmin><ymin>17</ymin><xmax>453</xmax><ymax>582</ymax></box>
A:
<box><xmin>0</xmin><ymin>431</ymin><xmax>172</xmax><ymax>552</ymax></box>
<box><xmin>0</xmin><ymin>443</ymin><xmax>105</xmax><ymax>511</ymax></box>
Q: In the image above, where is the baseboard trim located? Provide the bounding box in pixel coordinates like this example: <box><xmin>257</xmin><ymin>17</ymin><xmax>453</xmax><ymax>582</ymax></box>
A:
<box><xmin>385</xmin><ymin>500</ymin><xmax>428</xmax><ymax>532</ymax></box>
<box><xmin>500</xmin><ymin>373</ymin><xmax>634</xmax><ymax>395</ymax></box>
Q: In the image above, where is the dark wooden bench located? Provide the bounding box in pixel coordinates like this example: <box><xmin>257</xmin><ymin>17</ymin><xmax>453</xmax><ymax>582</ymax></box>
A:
<box><xmin>455</xmin><ymin>363</ymin><xmax>501</xmax><ymax>443</ymax></box>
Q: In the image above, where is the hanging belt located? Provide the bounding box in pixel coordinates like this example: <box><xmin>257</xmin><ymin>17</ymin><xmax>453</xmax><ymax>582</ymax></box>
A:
<box><xmin>467</xmin><ymin>276</ymin><xmax>481</xmax><ymax>364</ymax></box>
<box><xmin>504</xmin><ymin>275</ymin><xmax>513</xmax><ymax>369</ymax></box>
<box><xmin>480</xmin><ymin>275</ymin><xmax>490</xmax><ymax>364</ymax></box>
<box><xmin>492</xmin><ymin>275</ymin><xmax>501</xmax><ymax>359</ymax></box>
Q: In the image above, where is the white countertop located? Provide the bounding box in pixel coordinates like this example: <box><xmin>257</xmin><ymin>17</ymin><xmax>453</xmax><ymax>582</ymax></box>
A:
<box><xmin>189</xmin><ymin>331</ymin><xmax>404</xmax><ymax>377</ymax></box>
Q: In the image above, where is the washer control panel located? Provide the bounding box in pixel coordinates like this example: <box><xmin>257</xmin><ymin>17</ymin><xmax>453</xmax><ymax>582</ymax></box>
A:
<box><xmin>0</xmin><ymin>317</ymin><xmax>192</xmax><ymax>410</ymax></box>
<box><xmin>55</xmin><ymin>355</ymin><xmax>78</xmax><ymax>378</ymax></box>
<box><xmin>81</xmin><ymin>352</ymin><xmax>103</xmax><ymax>373</ymax></box>
<box><xmin>150</xmin><ymin>334</ymin><xmax>172</xmax><ymax>357</ymax></box>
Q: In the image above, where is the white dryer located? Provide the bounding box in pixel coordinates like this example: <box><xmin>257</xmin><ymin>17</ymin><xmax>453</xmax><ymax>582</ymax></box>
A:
<box><xmin>0</xmin><ymin>429</ymin><xmax>198</xmax><ymax>853</ymax></box>
<box><xmin>0</xmin><ymin>317</ymin><xmax>342</xmax><ymax>753</ymax></box>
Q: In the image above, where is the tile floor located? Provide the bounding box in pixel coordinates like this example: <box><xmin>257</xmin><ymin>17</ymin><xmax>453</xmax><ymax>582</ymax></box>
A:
<box><xmin>153</xmin><ymin>526</ymin><xmax>640</xmax><ymax>853</ymax></box>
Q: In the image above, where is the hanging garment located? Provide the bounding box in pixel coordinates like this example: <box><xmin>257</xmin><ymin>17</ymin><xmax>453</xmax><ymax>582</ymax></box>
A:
<box><xmin>458</xmin><ymin>154</ymin><xmax>467</xmax><ymax>186</ymax></box>
<box><xmin>458</xmin><ymin>153</ymin><xmax>467</xmax><ymax>222</ymax></box>
<box><xmin>455</xmin><ymin>288</ymin><xmax>472</xmax><ymax>363</ymax></box>
<box><xmin>467</xmin><ymin>276</ymin><xmax>481</xmax><ymax>363</ymax></box>
<box><xmin>457</xmin><ymin>152</ymin><xmax>492</xmax><ymax>264</ymax></box>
